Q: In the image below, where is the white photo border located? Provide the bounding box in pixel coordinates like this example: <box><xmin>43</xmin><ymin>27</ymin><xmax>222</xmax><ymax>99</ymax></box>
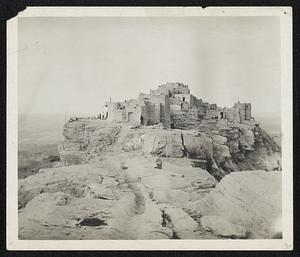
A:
<box><xmin>6</xmin><ymin>6</ymin><xmax>293</xmax><ymax>250</ymax></box>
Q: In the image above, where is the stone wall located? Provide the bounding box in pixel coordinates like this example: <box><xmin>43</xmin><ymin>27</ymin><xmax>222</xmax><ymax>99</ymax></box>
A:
<box><xmin>170</xmin><ymin>94</ymin><xmax>202</xmax><ymax>111</ymax></box>
<box><xmin>173</xmin><ymin>93</ymin><xmax>191</xmax><ymax>106</ymax></box>
<box><xmin>149</xmin><ymin>94</ymin><xmax>171</xmax><ymax>128</ymax></box>
<box><xmin>190</xmin><ymin>95</ymin><xmax>203</xmax><ymax>108</ymax></box>
<box><xmin>205</xmin><ymin>109</ymin><xmax>219</xmax><ymax>120</ymax></box>
<box><xmin>107</xmin><ymin>99</ymin><xmax>149</xmax><ymax>125</ymax></box>
<box><xmin>170</xmin><ymin>104</ymin><xmax>181</xmax><ymax>111</ymax></box>
<box><xmin>234</xmin><ymin>102</ymin><xmax>252</xmax><ymax>121</ymax></box>
<box><xmin>170</xmin><ymin>109</ymin><xmax>201</xmax><ymax>130</ymax></box>
<box><xmin>107</xmin><ymin>103</ymin><xmax>123</xmax><ymax>122</ymax></box>
<box><xmin>148</xmin><ymin>102</ymin><xmax>161</xmax><ymax>125</ymax></box>
<box><xmin>154</xmin><ymin>82</ymin><xmax>190</xmax><ymax>95</ymax></box>
<box><xmin>106</xmin><ymin>84</ymin><xmax>252</xmax><ymax>128</ymax></box>
<box><xmin>161</xmin><ymin>96</ymin><xmax>171</xmax><ymax>128</ymax></box>
<box><xmin>125</xmin><ymin>99</ymin><xmax>144</xmax><ymax>125</ymax></box>
<box><xmin>225</xmin><ymin>107</ymin><xmax>240</xmax><ymax>124</ymax></box>
<box><xmin>141</xmin><ymin>102</ymin><xmax>150</xmax><ymax>125</ymax></box>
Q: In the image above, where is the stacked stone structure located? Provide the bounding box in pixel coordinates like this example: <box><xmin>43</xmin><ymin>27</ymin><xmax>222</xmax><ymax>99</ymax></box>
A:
<box><xmin>105</xmin><ymin>82</ymin><xmax>253</xmax><ymax>129</ymax></box>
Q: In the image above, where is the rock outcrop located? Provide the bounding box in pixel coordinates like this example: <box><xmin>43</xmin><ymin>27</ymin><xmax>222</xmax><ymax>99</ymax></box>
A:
<box><xmin>188</xmin><ymin>170</ymin><xmax>282</xmax><ymax>239</ymax></box>
<box><xmin>118</xmin><ymin>123</ymin><xmax>281</xmax><ymax>180</ymax></box>
<box><xmin>200</xmin><ymin>215</ymin><xmax>247</xmax><ymax>239</ymax></box>
<box><xmin>58</xmin><ymin>120</ymin><xmax>121</xmax><ymax>165</ymax></box>
<box><xmin>164</xmin><ymin>207</ymin><xmax>200</xmax><ymax>239</ymax></box>
<box><xmin>18</xmin><ymin>155</ymin><xmax>219</xmax><ymax>240</ymax></box>
<box><xmin>20</xmin><ymin>121</ymin><xmax>282</xmax><ymax>240</ymax></box>
<box><xmin>58</xmin><ymin>118</ymin><xmax>281</xmax><ymax>181</ymax></box>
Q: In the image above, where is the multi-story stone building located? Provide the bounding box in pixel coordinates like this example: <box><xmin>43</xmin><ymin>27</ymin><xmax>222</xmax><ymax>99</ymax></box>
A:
<box><xmin>105</xmin><ymin>82</ymin><xmax>253</xmax><ymax>129</ymax></box>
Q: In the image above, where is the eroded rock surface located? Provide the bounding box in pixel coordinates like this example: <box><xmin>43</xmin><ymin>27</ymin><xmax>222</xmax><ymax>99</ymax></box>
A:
<box><xmin>58</xmin><ymin>120</ymin><xmax>121</xmax><ymax>165</ymax></box>
<box><xmin>19</xmin><ymin>121</ymin><xmax>282</xmax><ymax>240</ymax></box>
<box><xmin>117</xmin><ymin>124</ymin><xmax>281</xmax><ymax>180</ymax></box>
<box><xmin>188</xmin><ymin>170</ymin><xmax>282</xmax><ymax>239</ymax></box>
<box><xmin>200</xmin><ymin>215</ymin><xmax>247</xmax><ymax>239</ymax></box>
<box><xmin>18</xmin><ymin>154</ymin><xmax>219</xmax><ymax>240</ymax></box>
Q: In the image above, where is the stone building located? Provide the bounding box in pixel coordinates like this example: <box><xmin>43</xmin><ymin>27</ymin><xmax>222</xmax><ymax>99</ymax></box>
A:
<box><xmin>105</xmin><ymin>82</ymin><xmax>252</xmax><ymax>130</ymax></box>
<box><xmin>106</xmin><ymin>88</ymin><xmax>171</xmax><ymax>128</ymax></box>
<box><xmin>234</xmin><ymin>102</ymin><xmax>252</xmax><ymax>121</ymax></box>
<box><xmin>150</xmin><ymin>82</ymin><xmax>190</xmax><ymax>96</ymax></box>
<box><xmin>105</xmin><ymin>99</ymin><xmax>149</xmax><ymax>126</ymax></box>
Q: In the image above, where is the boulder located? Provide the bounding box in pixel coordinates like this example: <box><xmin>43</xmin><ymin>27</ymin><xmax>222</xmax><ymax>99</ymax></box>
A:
<box><xmin>226</xmin><ymin>139</ymin><xmax>240</xmax><ymax>155</ymax></box>
<box><xmin>183</xmin><ymin>133</ymin><xmax>213</xmax><ymax>159</ymax></box>
<box><xmin>165</xmin><ymin>133</ymin><xmax>185</xmax><ymax>157</ymax></box>
<box><xmin>219</xmin><ymin>127</ymin><xmax>239</xmax><ymax>140</ymax></box>
<box><xmin>191</xmin><ymin>174</ymin><xmax>217</xmax><ymax>189</ymax></box>
<box><xmin>200</xmin><ymin>215</ymin><xmax>247</xmax><ymax>239</ymax></box>
<box><xmin>235</xmin><ymin>149</ymin><xmax>282</xmax><ymax>172</ymax></box>
<box><xmin>151</xmin><ymin>134</ymin><xmax>167</xmax><ymax>156</ymax></box>
<box><xmin>212</xmin><ymin>144</ymin><xmax>231</xmax><ymax>166</ymax></box>
<box><xmin>165</xmin><ymin>144</ymin><xmax>184</xmax><ymax>158</ymax></box>
<box><xmin>164</xmin><ymin>207</ymin><xmax>200</xmax><ymax>239</ymax></box>
<box><xmin>238</xmin><ymin>131</ymin><xmax>254</xmax><ymax>152</ymax></box>
<box><xmin>243</xmin><ymin>129</ymin><xmax>255</xmax><ymax>146</ymax></box>
<box><xmin>189</xmin><ymin>170</ymin><xmax>281</xmax><ymax>239</ymax></box>
<box><xmin>211</xmin><ymin>134</ymin><xmax>227</xmax><ymax>145</ymax></box>
<box><xmin>142</xmin><ymin>132</ymin><xmax>184</xmax><ymax>158</ymax></box>
<box><xmin>122</xmin><ymin>133</ymin><xmax>143</xmax><ymax>151</ymax></box>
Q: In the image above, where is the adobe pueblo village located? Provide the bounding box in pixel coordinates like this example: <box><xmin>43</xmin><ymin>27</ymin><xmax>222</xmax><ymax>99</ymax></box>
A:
<box><xmin>105</xmin><ymin>82</ymin><xmax>252</xmax><ymax>130</ymax></box>
<box><xmin>19</xmin><ymin>82</ymin><xmax>282</xmax><ymax>240</ymax></box>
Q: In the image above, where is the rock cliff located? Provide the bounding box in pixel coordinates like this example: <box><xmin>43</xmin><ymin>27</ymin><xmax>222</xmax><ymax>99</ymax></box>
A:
<box><xmin>59</xmin><ymin>120</ymin><xmax>281</xmax><ymax>180</ymax></box>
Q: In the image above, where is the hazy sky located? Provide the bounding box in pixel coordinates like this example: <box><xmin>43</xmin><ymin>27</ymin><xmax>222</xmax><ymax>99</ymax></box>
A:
<box><xmin>18</xmin><ymin>16</ymin><xmax>281</xmax><ymax>115</ymax></box>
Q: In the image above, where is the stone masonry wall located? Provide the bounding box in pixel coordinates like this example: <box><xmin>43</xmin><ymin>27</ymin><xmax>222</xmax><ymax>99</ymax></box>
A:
<box><xmin>149</xmin><ymin>94</ymin><xmax>171</xmax><ymax>128</ymax></box>
<box><xmin>170</xmin><ymin>109</ymin><xmax>201</xmax><ymax>130</ymax></box>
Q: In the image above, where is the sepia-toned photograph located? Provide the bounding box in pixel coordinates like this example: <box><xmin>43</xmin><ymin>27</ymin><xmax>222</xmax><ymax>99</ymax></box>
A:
<box><xmin>6</xmin><ymin>7</ymin><xmax>293</xmax><ymax>250</ymax></box>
